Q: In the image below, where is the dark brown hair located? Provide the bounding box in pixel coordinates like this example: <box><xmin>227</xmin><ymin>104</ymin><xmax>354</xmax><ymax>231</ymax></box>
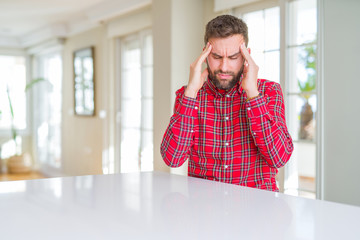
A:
<box><xmin>204</xmin><ymin>15</ymin><xmax>248</xmax><ymax>46</ymax></box>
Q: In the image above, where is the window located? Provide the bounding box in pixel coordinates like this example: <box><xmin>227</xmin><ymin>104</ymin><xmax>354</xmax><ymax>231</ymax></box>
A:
<box><xmin>0</xmin><ymin>55</ymin><xmax>27</xmax><ymax>158</ymax></box>
<box><xmin>118</xmin><ymin>30</ymin><xmax>153</xmax><ymax>173</ymax></box>
<box><xmin>235</xmin><ymin>0</ymin><xmax>318</xmax><ymax>199</ymax></box>
<box><xmin>0</xmin><ymin>56</ymin><xmax>27</xmax><ymax>130</ymax></box>
<box><xmin>33</xmin><ymin>53</ymin><xmax>62</xmax><ymax>168</ymax></box>
<box><xmin>243</xmin><ymin>6</ymin><xmax>280</xmax><ymax>83</ymax></box>
<box><xmin>285</xmin><ymin>0</ymin><xmax>317</xmax><ymax>198</ymax></box>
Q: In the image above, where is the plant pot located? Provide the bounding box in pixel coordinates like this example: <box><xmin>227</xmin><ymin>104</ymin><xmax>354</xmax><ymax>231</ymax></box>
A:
<box><xmin>299</xmin><ymin>101</ymin><xmax>314</xmax><ymax>140</ymax></box>
<box><xmin>7</xmin><ymin>153</ymin><xmax>32</xmax><ymax>174</ymax></box>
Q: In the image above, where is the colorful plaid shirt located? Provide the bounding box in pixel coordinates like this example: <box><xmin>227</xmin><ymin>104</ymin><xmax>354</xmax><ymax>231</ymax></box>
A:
<box><xmin>161</xmin><ymin>78</ymin><xmax>294</xmax><ymax>191</ymax></box>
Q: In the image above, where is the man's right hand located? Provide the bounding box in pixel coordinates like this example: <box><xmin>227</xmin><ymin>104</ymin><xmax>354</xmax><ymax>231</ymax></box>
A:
<box><xmin>185</xmin><ymin>42</ymin><xmax>212</xmax><ymax>98</ymax></box>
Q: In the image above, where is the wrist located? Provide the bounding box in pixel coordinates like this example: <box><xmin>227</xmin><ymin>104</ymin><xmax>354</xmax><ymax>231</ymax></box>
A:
<box><xmin>245</xmin><ymin>89</ymin><xmax>259</xmax><ymax>99</ymax></box>
<box><xmin>185</xmin><ymin>86</ymin><xmax>198</xmax><ymax>99</ymax></box>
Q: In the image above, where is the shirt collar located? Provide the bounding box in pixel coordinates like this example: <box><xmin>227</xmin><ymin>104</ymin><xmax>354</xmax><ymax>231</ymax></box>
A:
<box><xmin>205</xmin><ymin>77</ymin><xmax>244</xmax><ymax>98</ymax></box>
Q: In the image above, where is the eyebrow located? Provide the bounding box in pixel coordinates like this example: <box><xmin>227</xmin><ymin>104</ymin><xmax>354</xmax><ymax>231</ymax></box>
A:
<box><xmin>211</xmin><ymin>52</ymin><xmax>241</xmax><ymax>58</ymax></box>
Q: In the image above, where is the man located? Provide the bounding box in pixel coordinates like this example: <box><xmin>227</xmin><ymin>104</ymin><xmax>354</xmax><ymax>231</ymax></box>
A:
<box><xmin>160</xmin><ymin>15</ymin><xmax>293</xmax><ymax>192</ymax></box>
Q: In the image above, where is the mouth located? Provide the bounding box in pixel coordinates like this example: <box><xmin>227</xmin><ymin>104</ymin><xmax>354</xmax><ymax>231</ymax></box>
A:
<box><xmin>217</xmin><ymin>73</ymin><xmax>233</xmax><ymax>79</ymax></box>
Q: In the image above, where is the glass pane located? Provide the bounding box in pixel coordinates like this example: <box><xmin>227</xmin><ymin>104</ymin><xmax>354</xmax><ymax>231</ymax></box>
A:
<box><xmin>285</xmin><ymin>141</ymin><xmax>316</xmax><ymax>198</ymax></box>
<box><xmin>264</xmin><ymin>51</ymin><xmax>280</xmax><ymax>83</ymax></box>
<box><xmin>84</xmin><ymin>89</ymin><xmax>94</xmax><ymax>111</ymax></box>
<box><xmin>0</xmin><ymin>55</ymin><xmax>27</xmax><ymax>130</ymax></box>
<box><xmin>142</xmin><ymin>98</ymin><xmax>153</xmax><ymax>130</ymax></box>
<box><xmin>288</xmin><ymin>95</ymin><xmax>316</xmax><ymax>142</ymax></box>
<box><xmin>123</xmin><ymin>40</ymin><xmax>141</xmax><ymax>69</ymax></box>
<box><xmin>121</xmin><ymin>128</ymin><xmax>141</xmax><ymax>173</ymax></box>
<box><xmin>288</xmin><ymin>45</ymin><xmax>317</xmax><ymax>93</ymax></box>
<box><xmin>264</xmin><ymin>7</ymin><xmax>280</xmax><ymax>50</ymax></box>
<box><xmin>141</xmin><ymin>130</ymin><xmax>153</xmax><ymax>171</ymax></box>
<box><xmin>83</xmin><ymin>57</ymin><xmax>93</xmax><ymax>79</ymax></box>
<box><xmin>121</xmin><ymin>99</ymin><xmax>141</xmax><ymax>128</ymax></box>
<box><xmin>243</xmin><ymin>8</ymin><xmax>280</xmax><ymax>83</ymax></box>
<box><xmin>121</xmin><ymin>69</ymin><xmax>141</xmax><ymax>99</ymax></box>
<box><xmin>243</xmin><ymin>10</ymin><xmax>264</xmax><ymax>51</ymax></box>
<box><xmin>143</xmin><ymin>34</ymin><xmax>153</xmax><ymax>66</ymax></box>
<box><xmin>289</xmin><ymin>0</ymin><xmax>317</xmax><ymax>45</ymax></box>
<box><xmin>74</xmin><ymin>58</ymin><xmax>82</xmax><ymax>75</ymax></box>
<box><xmin>142</xmin><ymin>67</ymin><xmax>153</xmax><ymax>98</ymax></box>
<box><xmin>250</xmin><ymin>50</ymin><xmax>264</xmax><ymax>78</ymax></box>
<box><xmin>35</xmin><ymin>54</ymin><xmax>62</xmax><ymax>168</ymax></box>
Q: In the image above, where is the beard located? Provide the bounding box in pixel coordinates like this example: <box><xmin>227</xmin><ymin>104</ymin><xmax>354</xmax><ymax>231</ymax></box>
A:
<box><xmin>208</xmin><ymin>65</ymin><xmax>244</xmax><ymax>91</ymax></box>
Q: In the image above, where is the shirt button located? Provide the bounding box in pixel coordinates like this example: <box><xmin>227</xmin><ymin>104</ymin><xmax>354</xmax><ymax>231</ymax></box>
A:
<box><xmin>225</xmin><ymin>142</ymin><xmax>229</xmax><ymax>146</ymax></box>
<box><xmin>247</xmin><ymin>107</ymin><xmax>251</xmax><ymax>111</ymax></box>
<box><xmin>194</xmin><ymin>106</ymin><xmax>198</xmax><ymax>110</ymax></box>
<box><xmin>191</xmin><ymin>130</ymin><xmax>194</xmax><ymax>133</ymax></box>
<box><xmin>225</xmin><ymin>117</ymin><xmax>229</xmax><ymax>120</ymax></box>
<box><xmin>253</xmin><ymin>132</ymin><xmax>256</xmax><ymax>135</ymax></box>
<box><xmin>226</xmin><ymin>94</ymin><xmax>230</xmax><ymax>98</ymax></box>
<box><xmin>224</xmin><ymin>165</ymin><xmax>229</xmax><ymax>169</ymax></box>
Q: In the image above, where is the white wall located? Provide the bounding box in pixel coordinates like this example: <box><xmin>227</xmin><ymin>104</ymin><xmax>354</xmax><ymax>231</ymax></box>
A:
<box><xmin>322</xmin><ymin>0</ymin><xmax>360</xmax><ymax>206</ymax></box>
<box><xmin>62</xmin><ymin>27</ymin><xmax>107</xmax><ymax>176</ymax></box>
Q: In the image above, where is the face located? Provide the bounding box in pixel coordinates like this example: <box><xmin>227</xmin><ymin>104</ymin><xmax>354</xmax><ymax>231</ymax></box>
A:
<box><xmin>207</xmin><ymin>34</ymin><xmax>246</xmax><ymax>91</ymax></box>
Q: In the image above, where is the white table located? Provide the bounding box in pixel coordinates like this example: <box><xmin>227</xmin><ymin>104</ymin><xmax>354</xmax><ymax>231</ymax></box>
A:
<box><xmin>0</xmin><ymin>171</ymin><xmax>359</xmax><ymax>239</ymax></box>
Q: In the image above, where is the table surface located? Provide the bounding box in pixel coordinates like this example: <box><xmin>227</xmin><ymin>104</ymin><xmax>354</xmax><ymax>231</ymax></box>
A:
<box><xmin>0</xmin><ymin>171</ymin><xmax>359</xmax><ymax>240</ymax></box>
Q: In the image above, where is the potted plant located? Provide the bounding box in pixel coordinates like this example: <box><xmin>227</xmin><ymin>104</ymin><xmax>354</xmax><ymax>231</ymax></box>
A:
<box><xmin>5</xmin><ymin>78</ymin><xmax>45</xmax><ymax>173</ymax></box>
<box><xmin>298</xmin><ymin>45</ymin><xmax>316</xmax><ymax>140</ymax></box>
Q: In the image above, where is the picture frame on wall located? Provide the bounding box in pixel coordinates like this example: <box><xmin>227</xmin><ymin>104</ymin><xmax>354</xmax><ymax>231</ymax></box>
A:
<box><xmin>73</xmin><ymin>46</ymin><xmax>95</xmax><ymax>116</ymax></box>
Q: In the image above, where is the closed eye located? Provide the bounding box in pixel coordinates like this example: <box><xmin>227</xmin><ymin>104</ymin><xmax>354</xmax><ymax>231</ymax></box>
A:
<box><xmin>228</xmin><ymin>52</ymin><xmax>241</xmax><ymax>60</ymax></box>
<box><xmin>211</xmin><ymin>53</ymin><xmax>222</xmax><ymax>59</ymax></box>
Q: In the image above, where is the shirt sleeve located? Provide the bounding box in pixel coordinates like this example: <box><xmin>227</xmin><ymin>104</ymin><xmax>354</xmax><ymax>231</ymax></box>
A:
<box><xmin>245</xmin><ymin>82</ymin><xmax>294</xmax><ymax>168</ymax></box>
<box><xmin>160</xmin><ymin>87</ymin><xmax>199</xmax><ymax>167</ymax></box>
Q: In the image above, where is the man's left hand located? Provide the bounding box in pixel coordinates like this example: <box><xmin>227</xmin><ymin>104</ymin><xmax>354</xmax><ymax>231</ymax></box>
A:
<box><xmin>240</xmin><ymin>43</ymin><xmax>260</xmax><ymax>99</ymax></box>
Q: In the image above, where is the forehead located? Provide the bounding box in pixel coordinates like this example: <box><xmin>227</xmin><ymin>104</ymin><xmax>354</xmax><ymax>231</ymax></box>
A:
<box><xmin>209</xmin><ymin>34</ymin><xmax>245</xmax><ymax>55</ymax></box>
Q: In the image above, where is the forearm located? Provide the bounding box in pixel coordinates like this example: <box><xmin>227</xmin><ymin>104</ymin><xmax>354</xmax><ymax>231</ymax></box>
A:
<box><xmin>161</xmin><ymin>94</ymin><xmax>198</xmax><ymax>167</ymax></box>
<box><xmin>246</xmin><ymin>88</ymin><xmax>294</xmax><ymax>168</ymax></box>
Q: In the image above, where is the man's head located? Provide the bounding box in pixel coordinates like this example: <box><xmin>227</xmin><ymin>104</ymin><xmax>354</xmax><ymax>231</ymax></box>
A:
<box><xmin>204</xmin><ymin>15</ymin><xmax>249</xmax><ymax>91</ymax></box>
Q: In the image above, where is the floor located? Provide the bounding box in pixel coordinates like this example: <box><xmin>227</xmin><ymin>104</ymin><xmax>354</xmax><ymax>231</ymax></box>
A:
<box><xmin>0</xmin><ymin>171</ymin><xmax>45</xmax><ymax>182</ymax></box>
<box><xmin>285</xmin><ymin>176</ymin><xmax>316</xmax><ymax>199</ymax></box>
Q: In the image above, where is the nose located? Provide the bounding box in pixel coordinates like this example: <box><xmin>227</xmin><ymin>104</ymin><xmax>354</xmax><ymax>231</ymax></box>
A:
<box><xmin>220</xmin><ymin>58</ymin><xmax>228</xmax><ymax>72</ymax></box>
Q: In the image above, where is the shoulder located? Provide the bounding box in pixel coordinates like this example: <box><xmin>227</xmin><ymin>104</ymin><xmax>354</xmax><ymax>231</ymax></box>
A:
<box><xmin>257</xmin><ymin>79</ymin><xmax>283</xmax><ymax>95</ymax></box>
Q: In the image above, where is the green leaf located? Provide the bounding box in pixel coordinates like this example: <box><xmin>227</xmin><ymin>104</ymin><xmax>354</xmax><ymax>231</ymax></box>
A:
<box><xmin>298</xmin><ymin>45</ymin><xmax>317</xmax><ymax>97</ymax></box>
<box><xmin>25</xmin><ymin>78</ymin><xmax>45</xmax><ymax>91</ymax></box>
<box><xmin>6</xmin><ymin>86</ymin><xmax>14</xmax><ymax>119</ymax></box>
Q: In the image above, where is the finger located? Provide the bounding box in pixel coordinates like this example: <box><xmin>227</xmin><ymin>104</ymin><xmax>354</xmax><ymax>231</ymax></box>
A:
<box><xmin>240</xmin><ymin>43</ymin><xmax>256</xmax><ymax>65</ymax></box>
<box><xmin>245</xmin><ymin>60</ymin><xmax>249</xmax><ymax>69</ymax></box>
<box><xmin>242</xmin><ymin>61</ymin><xmax>249</xmax><ymax>74</ymax></box>
<box><xmin>197</xmin><ymin>43</ymin><xmax>212</xmax><ymax>65</ymax></box>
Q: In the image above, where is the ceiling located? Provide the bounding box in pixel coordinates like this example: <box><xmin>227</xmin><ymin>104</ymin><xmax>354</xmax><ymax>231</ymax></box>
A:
<box><xmin>0</xmin><ymin>0</ymin><xmax>151</xmax><ymax>48</ymax></box>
